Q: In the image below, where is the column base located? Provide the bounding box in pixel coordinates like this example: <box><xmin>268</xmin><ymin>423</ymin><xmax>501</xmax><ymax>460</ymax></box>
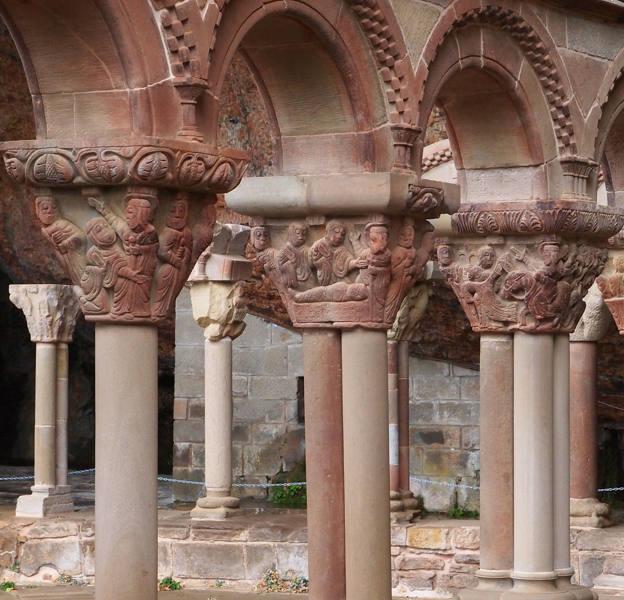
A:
<box><xmin>501</xmin><ymin>579</ymin><xmax>577</xmax><ymax>600</ymax></box>
<box><xmin>570</xmin><ymin>498</ymin><xmax>611</xmax><ymax>528</ymax></box>
<box><xmin>556</xmin><ymin>575</ymin><xmax>596</xmax><ymax>600</ymax></box>
<box><xmin>460</xmin><ymin>572</ymin><xmax>513</xmax><ymax>599</ymax></box>
<box><xmin>191</xmin><ymin>493</ymin><xmax>240</xmax><ymax>521</ymax></box>
<box><xmin>390</xmin><ymin>490</ymin><xmax>422</xmax><ymax>522</ymax></box>
<box><xmin>16</xmin><ymin>487</ymin><xmax>74</xmax><ymax>518</ymax></box>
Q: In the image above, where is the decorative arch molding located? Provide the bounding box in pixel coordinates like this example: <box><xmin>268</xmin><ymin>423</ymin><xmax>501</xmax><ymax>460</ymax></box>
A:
<box><xmin>149</xmin><ymin>0</ymin><xmax>415</xmax><ymax>125</ymax></box>
<box><xmin>419</xmin><ymin>2</ymin><xmax>578</xmax><ymax>156</ymax></box>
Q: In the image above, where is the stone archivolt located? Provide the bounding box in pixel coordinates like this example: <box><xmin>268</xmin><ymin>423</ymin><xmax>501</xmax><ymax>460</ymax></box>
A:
<box><xmin>438</xmin><ymin>202</ymin><xmax>624</xmax><ymax>334</ymax></box>
<box><xmin>1</xmin><ymin>139</ymin><xmax>248</xmax><ymax>194</ymax></box>
<box><xmin>248</xmin><ymin>217</ymin><xmax>434</xmax><ymax>329</ymax></box>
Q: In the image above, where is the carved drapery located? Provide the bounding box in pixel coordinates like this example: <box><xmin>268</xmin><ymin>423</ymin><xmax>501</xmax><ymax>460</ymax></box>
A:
<box><xmin>0</xmin><ymin>139</ymin><xmax>250</xmax><ymax>325</ymax></box>
<box><xmin>438</xmin><ymin>201</ymin><xmax>624</xmax><ymax>334</ymax></box>
<box><xmin>596</xmin><ymin>233</ymin><xmax>624</xmax><ymax>334</ymax></box>
<box><xmin>247</xmin><ymin>216</ymin><xmax>435</xmax><ymax>330</ymax></box>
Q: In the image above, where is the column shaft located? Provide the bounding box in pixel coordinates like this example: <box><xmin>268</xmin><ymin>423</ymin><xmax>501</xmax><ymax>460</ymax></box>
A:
<box><xmin>34</xmin><ymin>342</ymin><xmax>57</xmax><ymax>490</ymax></box>
<box><xmin>554</xmin><ymin>334</ymin><xmax>572</xmax><ymax>577</ymax></box>
<box><xmin>342</xmin><ymin>329</ymin><xmax>391</xmax><ymax>600</ymax></box>
<box><xmin>479</xmin><ymin>334</ymin><xmax>514</xmax><ymax>579</ymax></box>
<box><xmin>511</xmin><ymin>333</ymin><xmax>558</xmax><ymax>586</ymax></box>
<box><xmin>95</xmin><ymin>324</ymin><xmax>158</xmax><ymax>600</ymax></box>
<box><xmin>388</xmin><ymin>340</ymin><xmax>400</xmax><ymax>495</ymax></box>
<box><xmin>398</xmin><ymin>340</ymin><xmax>410</xmax><ymax>492</ymax></box>
<box><xmin>56</xmin><ymin>342</ymin><xmax>69</xmax><ymax>488</ymax></box>
<box><xmin>192</xmin><ymin>337</ymin><xmax>239</xmax><ymax>519</ymax></box>
<box><xmin>569</xmin><ymin>342</ymin><xmax>598</xmax><ymax>500</ymax></box>
<box><xmin>303</xmin><ymin>330</ymin><xmax>346</xmax><ymax>600</ymax></box>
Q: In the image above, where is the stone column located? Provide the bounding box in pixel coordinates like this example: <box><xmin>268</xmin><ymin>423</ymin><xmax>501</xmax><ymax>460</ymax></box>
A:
<box><xmin>343</xmin><ymin>328</ymin><xmax>392</xmax><ymax>600</ymax></box>
<box><xmin>462</xmin><ymin>334</ymin><xmax>514</xmax><ymax>599</ymax></box>
<box><xmin>9</xmin><ymin>284</ymin><xmax>81</xmax><ymax>518</ymax></box>
<box><xmin>188</xmin><ymin>225</ymin><xmax>251</xmax><ymax>520</ymax></box>
<box><xmin>436</xmin><ymin>193</ymin><xmax>622</xmax><ymax>600</ymax></box>
<box><xmin>245</xmin><ymin>203</ymin><xmax>439</xmax><ymax>600</ymax></box>
<box><xmin>388</xmin><ymin>282</ymin><xmax>432</xmax><ymax>521</ymax></box>
<box><xmin>569</xmin><ymin>285</ymin><xmax>611</xmax><ymax>528</ymax></box>
<box><xmin>304</xmin><ymin>330</ymin><xmax>346</xmax><ymax>600</ymax></box>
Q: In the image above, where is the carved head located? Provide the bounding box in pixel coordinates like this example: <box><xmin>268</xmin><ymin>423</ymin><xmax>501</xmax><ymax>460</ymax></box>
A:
<box><xmin>4</xmin><ymin>155</ymin><xmax>24</xmax><ymax>182</ymax></box>
<box><xmin>478</xmin><ymin>246</ymin><xmax>495</xmax><ymax>269</ymax></box>
<box><xmin>437</xmin><ymin>244</ymin><xmax>453</xmax><ymax>267</ymax></box>
<box><xmin>125</xmin><ymin>197</ymin><xmax>153</xmax><ymax>230</ymax></box>
<box><xmin>539</xmin><ymin>241</ymin><xmax>561</xmax><ymax>267</ymax></box>
<box><xmin>366</xmin><ymin>224</ymin><xmax>389</xmax><ymax>255</ymax></box>
<box><xmin>251</xmin><ymin>226</ymin><xmax>270</xmax><ymax>252</ymax></box>
<box><xmin>86</xmin><ymin>217</ymin><xmax>116</xmax><ymax>248</ymax></box>
<box><xmin>326</xmin><ymin>220</ymin><xmax>346</xmax><ymax>247</ymax></box>
<box><xmin>288</xmin><ymin>222</ymin><xmax>308</xmax><ymax>247</ymax></box>
<box><xmin>35</xmin><ymin>196</ymin><xmax>59</xmax><ymax>226</ymax></box>
<box><xmin>167</xmin><ymin>195</ymin><xmax>189</xmax><ymax>230</ymax></box>
<box><xmin>398</xmin><ymin>225</ymin><xmax>415</xmax><ymax>249</ymax></box>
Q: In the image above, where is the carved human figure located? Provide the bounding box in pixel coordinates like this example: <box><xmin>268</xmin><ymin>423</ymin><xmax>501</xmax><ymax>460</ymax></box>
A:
<box><xmin>80</xmin><ymin>217</ymin><xmax>125</xmax><ymax>315</ymax></box>
<box><xmin>294</xmin><ymin>223</ymin><xmax>391</xmax><ymax>321</ymax></box>
<box><xmin>152</xmin><ymin>195</ymin><xmax>193</xmax><ymax>319</ymax></box>
<box><xmin>278</xmin><ymin>222</ymin><xmax>313</xmax><ymax>289</ymax></box>
<box><xmin>310</xmin><ymin>221</ymin><xmax>365</xmax><ymax>286</ymax></box>
<box><xmin>89</xmin><ymin>194</ymin><xmax>159</xmax><ymax>319</ymax></box>
<box><xmin>250</xmin><ymin>226</ymin><xmax>281</xmax><ymax>284</ymax></box>
<box><xmin>460</xmin><ymin>246</ymin><xmax>517</xmax><ymax>329</ymax></box>
<box><xmin>384</xmin><ymin>224</ymin><xmax>434</xmax><ymax>323</ymax></box>
<box><xmin>35</xmin><ymin>195</ymin><xmax>86</xmax><ymax>284</ymax></box>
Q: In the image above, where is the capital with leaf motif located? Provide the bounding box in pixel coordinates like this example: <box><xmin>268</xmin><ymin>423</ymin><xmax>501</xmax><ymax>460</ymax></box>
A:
<box><xmin>0</xmin><ymin>138</ymin><xmax>249</xmax><ymax>325</ymax></box>
<box><xmin>437</xmin><ymin>200</ymin><xmax>624</xmax><ymax>334</ymax></box>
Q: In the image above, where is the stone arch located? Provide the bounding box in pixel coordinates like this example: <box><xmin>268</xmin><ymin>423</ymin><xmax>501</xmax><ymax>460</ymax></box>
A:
<box><xmin>594</xmin><ymin>54</ymin><xmax>624</xmax><ymax>207</ymax></box>
<box><xmin>418</xmin><ymin>1</ymin><xmax>579</xmax><ymax>159</ymax></box>
<box><xmin>418</xmin><ymin>21</ymin><xmax>560</xmax><ymax>203</ymax></box>
<box><xmin>0</xmin><ymin>0</ymin><xmax>175</xmax><ymax>140</ymax></box>
<box><xmin>202</xmin><ymin>0</ymin><xmax>407</xmax><ymax>175</ymax></box>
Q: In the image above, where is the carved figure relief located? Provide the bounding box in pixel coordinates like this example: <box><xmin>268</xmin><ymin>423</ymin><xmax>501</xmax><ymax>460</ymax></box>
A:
<box><xmin>35</xmin><ymin>196</ymin><xmax>86</xmax><ymax>284</ymax></box>
<box><xmin>438</xmin><ymin>238</ymin><xmax>607</xmax><ymax>333</ymax></box>
<box><xmin>250</xmin><ymin>218</ymin><xmax>432</xmax><ymax>329</ymax></box>
<box><xmin>596</xmin><ymin>253</ymin><xmax>624</xmax><ymax>334</ymax></box>
<box><xmin>152</xmin><ymin>194</ymin><xmax>193</xmax><ymax>319</ymax></box>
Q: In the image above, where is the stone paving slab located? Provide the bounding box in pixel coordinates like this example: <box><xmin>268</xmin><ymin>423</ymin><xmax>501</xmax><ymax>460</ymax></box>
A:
<box><xmin>0</xmin><ymin>590</ymin><xmax>308</xmax><ymax>599</ymax></box>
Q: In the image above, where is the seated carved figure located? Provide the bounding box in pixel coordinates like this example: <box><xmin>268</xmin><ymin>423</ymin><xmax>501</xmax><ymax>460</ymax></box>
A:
<box><xmin>278</xmin><ymin>222</ymin><xmax>313</xmax><ymax>289</ymax></box>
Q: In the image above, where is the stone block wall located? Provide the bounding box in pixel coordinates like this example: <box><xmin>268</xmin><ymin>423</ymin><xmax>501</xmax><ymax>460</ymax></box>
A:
<box><xmin>409</xmin><ymin>360</ymin><xmax>481</xmax><ymax>513</ymax></box>
<box><xmin>174</xmin><ymin>288</ymin><xmax>305</xmax><ymax>502</ymax></box>
<box><xmin>174</xmin><ymin>290</ymin><xmax>480</xmax><ymax>510</ymax></box>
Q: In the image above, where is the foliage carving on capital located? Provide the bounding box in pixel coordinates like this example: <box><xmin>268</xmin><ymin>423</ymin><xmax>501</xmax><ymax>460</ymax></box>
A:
<box><xmin>1</xmin><ymin>141</ymin><xmax>248</xmax><ymax>194</ymax></box>
<box><xmin>249</xmin><ymin>217</ymin><xmax>434</xmax><ymax>329</ymax></box>
<box><xmin>9</xmin><ymin>284</ymin><xmax>82</xmax><ymax>343</ymax></box>
<box><xmin>33</xmin><ymin>188</ymin><xmax>217</xmax><ymax>325</ymax></box>
<box><xmin>437</xmin><ymin>237</ymin><xmax>607</xmax><ymax>334</ymax></box>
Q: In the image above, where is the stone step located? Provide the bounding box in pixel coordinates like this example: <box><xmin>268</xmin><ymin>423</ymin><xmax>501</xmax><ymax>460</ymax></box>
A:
<box><xmin>0</xmin><ymin>588</ymin><xmax>309</xmax><ymax>599</ymax></box>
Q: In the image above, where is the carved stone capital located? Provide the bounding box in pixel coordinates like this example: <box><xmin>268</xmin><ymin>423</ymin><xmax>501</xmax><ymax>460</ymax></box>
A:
<box><xmin>452</xmin><ymin>201</ymin><xmax>624</xmax><ymax>242</ymax></box>
<box><xmin>9</xmin><ymin>284</ymin><xmax>82</xmax><ymax>343</ymax></box>
<box><xmin>596</xmin><ymin>248</ymin><xmax>624</xmax><ymax>335</ymax></box>
<box><xmin>28</xmin><ymin>185</ymin><xmax>218</xmax><ymax>325</ymax></box>
<box><xmin>570</xmin><ymin>284</ymin><xmax>612</xmax><ymax>342</ymax></box>
<box><xmin>437</xmin><ymin>236</ymin><xmax>608</xmax><ymax>334</ymax></box>
<box><xmin>0</xmin><ymin>138</ymin><xmax>249</xmax><ymax>194</ymax></box>
<box><xmin>248</xmin><ymin>216</ymin><xmax>435</xmax><ymax>330</ymax></box>
<box><xmin>190</xmin><ymin>282</ymin><xmax>247</xmax><ymax>342</ymax></box>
